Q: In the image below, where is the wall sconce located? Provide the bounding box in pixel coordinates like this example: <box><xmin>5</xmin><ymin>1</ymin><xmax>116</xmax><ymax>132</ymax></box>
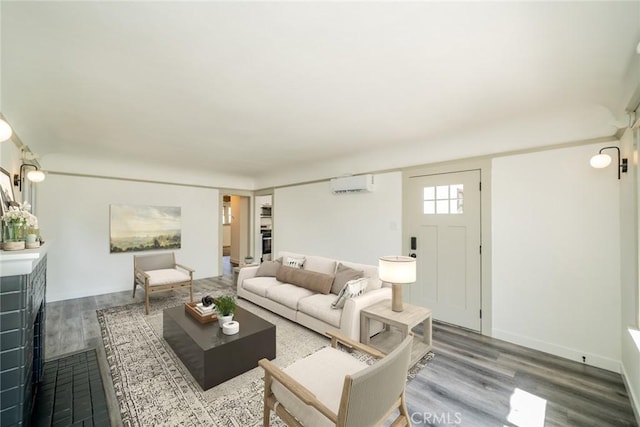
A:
<box><xmin>0</xmin><ymin>119</ymin><xmax>12</xmax><ymax>142</ymax></box>
<box><xmin>13</xmin><ymin>163</ymin><xmax>46</xmax><ymax>192</ymax></box>
<box><xmin>589</xmin><ymin>146</ymin><xmax>628</xmax><ymax>180</ymax></box>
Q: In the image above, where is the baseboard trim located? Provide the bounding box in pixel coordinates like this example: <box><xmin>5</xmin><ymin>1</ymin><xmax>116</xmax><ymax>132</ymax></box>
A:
<box><xmin>621</xmin><ymin>363</ymin><xmax>640</xmax><ymax>426</ymax></box>
<box><xmin>492</xmin><ymin>328</ymin><xmax>621</xmax><ymax>372</ymax></box>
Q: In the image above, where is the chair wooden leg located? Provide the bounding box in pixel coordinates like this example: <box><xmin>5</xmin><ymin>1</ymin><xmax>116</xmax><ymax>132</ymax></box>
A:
<box><xmin>132</xmin><ymin>282</ymin><xmax>137</xmax><ymax>298</ymax></box>
<box><xmin>263</xmin><ymin>372</ymin><xmax>272</xmax><ymax>426</ymax></box>
<box><xmin>263</xmin><ymin>400</ymin><xmax>271</xmax><ymax>426</ymax></box>
<box><xmin>189</xmin><ymin>283</ymin><xmax>193</xmax><ymax>302</ymax></box>
<box><xmin>145</xmin><ymin>287</ymin><xmax>150</xmax><ymax>315</ymax></box>
<box><xmin>398</xmin><ymin>392</ymin><xmax>410</xmax><ymax>427</ymax></box>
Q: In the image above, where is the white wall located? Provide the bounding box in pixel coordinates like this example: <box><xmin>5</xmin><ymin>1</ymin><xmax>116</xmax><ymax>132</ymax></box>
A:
<box><xmin>273</xmin><ymin>172</ymin><xmax>402</xmax><ymax>265</ymax></box>
<box><xmin>38</xmin><ymin>174</ymin><xmax>219</xmax><ymax>301</ymax></box>
<box><xmin>620</xmin><ymin>126</ymin><xmax>640</xmax><ymax>417</ymax></box>
<box><xmin>492</xmin><ymin>143</ymin><xmax>621</xmax><ymax>371</ymax></box>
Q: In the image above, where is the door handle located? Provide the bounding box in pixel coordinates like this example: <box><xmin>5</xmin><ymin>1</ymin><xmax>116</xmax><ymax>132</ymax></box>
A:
<box><xmin>409</xmin><ymin>237</ymin><xmax>417</xmax><ymax>258</ymax></box>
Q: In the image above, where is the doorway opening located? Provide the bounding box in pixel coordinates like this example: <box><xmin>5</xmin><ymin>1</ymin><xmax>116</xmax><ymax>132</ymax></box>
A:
<box><xmin>220</xmin><ymin>194</ymin><xmax>251</xmax><ymax>279</ymax></box>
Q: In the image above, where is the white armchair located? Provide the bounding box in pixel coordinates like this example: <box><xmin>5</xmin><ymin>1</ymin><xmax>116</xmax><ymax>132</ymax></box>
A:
<box><xmin>259</xmin><ymin>331</ymin><xmax>413</xmax><ymax>427</ymax></box>
<box><xmin>133</xmin><ymin>252</ymin><xmax>194</xmax><ymax>314</ymax></box>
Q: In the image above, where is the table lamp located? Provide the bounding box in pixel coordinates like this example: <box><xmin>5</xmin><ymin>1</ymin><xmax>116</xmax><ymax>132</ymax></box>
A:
<box><xmin>379</xmin><ymin>256</ymin><xmax>416</xmax><ymax>312</ymax></box>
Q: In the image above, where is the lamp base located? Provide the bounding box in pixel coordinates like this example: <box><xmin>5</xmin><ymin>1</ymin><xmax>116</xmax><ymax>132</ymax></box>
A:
<box><xmin>392</xmin><ymin>283</ymin><xmax>404</xmax><ymax>312</ymax></box>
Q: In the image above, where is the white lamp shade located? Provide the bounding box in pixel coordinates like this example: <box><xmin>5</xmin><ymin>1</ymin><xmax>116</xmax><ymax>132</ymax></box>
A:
<box><xmin>27</xmin><ymin>170</ymin><xmax>45</xmax><ymax>183</ymax></box>
<box><xmin>590</xmin><ymin>153</ymin><xmax>612</xmax><ymax>169</ymax></box>
<box><xmin>0</xmin><ymin>119</ymin><xmax>12</xmax><ymax>142</ymax></box>
<box><xmin>379</xmin><ymin>256</ymin><xmax>416</xmax><ymax>283</ymax></box>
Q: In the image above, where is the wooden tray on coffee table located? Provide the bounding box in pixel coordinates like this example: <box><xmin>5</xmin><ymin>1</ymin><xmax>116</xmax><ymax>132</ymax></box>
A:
<box><xmin>184</xmin><ymin>302</ymin><xmax>218</xmax><ymax>324</ymax></box>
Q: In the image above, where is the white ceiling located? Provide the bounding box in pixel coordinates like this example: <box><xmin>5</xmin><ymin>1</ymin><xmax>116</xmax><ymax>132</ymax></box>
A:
<box><xmin>2</xmin><ymin>1</ymin><xmax>639</xmax><ymax>184</ymax></box>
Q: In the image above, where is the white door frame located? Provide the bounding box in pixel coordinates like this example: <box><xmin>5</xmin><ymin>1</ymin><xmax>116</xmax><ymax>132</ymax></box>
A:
<box><xmin>403</xmin><ymin>158</ymin><xmax>493</xmax><ymax>335</ymax></box>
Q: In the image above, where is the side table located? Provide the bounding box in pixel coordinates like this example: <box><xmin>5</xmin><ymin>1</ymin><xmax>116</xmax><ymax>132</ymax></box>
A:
<box><xmin>360</xmin><ymin>300</ymin><xmax>432</xmax><ymax>367</ymax></box>
<box><xmin>233</xmin><ymin>263</ymin><xmax>259</xmax><ymax>286</ymax></box>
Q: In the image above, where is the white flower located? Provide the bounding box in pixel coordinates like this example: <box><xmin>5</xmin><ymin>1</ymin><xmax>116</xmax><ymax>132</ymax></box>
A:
<box><xmin>2</xmin><ymin>204</ymin><xmax>38</xmax><ymax>227</ymax></box>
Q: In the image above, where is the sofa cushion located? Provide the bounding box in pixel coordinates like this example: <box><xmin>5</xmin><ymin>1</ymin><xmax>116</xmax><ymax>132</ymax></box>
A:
<box><xmin>283</xmin><ymin>256</ymin><xmax>306</xmax><ymax>269</ymax></box>
<box><xmin>255</xmin><ymin>261</ymin><xmax>281</xmax><ymax>277</ymax></box>
<box><xmin>332</xmin><ymin>278</ymin><xmax>368</xmax><ymax>309</ymax></box>
<box><xmin>330</xmin><ymin>263</ymin><xmax>364</xmax><ymax>295</ymax></box>
<box><xmin>266</xmin><ymin>284</ymin><xmax>315</xmax><ymax>310</ymax></box>
<box><xmin>303</xmin><ymin>256</ymin><xmax>337</xmax><ymax>275</ymax></box>
<box><xmin>276</xmin><ymin>266</ymin><xmax>334</xmax><ymax>295</ymax></box>
<box><xmin>271</xmin><ymin>347</ymin><xmax>367</xmax><ymax>427</ymax></box>
<box><xmin>298</xmin><ymin>294</ymin><xmax>342</xmax><ymax>327</ymax></box>
<box><xmin>145</xmin><ymin>269</ymin><xmax>191</xmax><ymax>286</ymax></box>
<box><xmin>339</xmin><ymin>261</ymin><xmax>382</xmax><ymax>290</ymax></box>
<box><xmin>243</xmin><ymin>277</ymin><xmax>282</xmax><ymax>297</ymax></box>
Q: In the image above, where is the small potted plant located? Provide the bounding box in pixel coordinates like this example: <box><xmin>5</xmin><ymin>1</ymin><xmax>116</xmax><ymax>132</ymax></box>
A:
<box><xmin>244</xmin><ymin>255</ymin><xmax>254</xmax><ymax>265</ymax></box>
<box><xmin>215</xmin><ymin>295</ymin><xmax>237</xmax><ymax>327</ymax></box>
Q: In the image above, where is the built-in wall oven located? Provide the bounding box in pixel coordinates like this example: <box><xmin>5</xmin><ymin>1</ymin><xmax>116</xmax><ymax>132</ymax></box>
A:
<box><xmin>261</xmin><ymin>229</ymin><xmax>272</xmax><ymax>261</ymax></box>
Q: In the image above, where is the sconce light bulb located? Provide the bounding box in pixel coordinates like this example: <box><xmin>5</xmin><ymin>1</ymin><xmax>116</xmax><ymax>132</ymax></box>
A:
<box><xmin>590</xmin><ymin>153</ymin><xmax>612</xmax><ymax>169</ymax></box>
<box><xmin>0</xmin><ymin>119</ymin><xmax>12</xmax><ymax>142</ymax></box>
<box><xmin>26</xmin><ymin>170</ymin><xmax>45</xmax><ymax>183</ymax></box>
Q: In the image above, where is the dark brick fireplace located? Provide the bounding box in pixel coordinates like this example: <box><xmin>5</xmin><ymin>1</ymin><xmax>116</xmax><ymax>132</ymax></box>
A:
<box><xmin>0</xmin><ymin>253</ymin><xmax>47</xmax><ymax>426</ymax></box>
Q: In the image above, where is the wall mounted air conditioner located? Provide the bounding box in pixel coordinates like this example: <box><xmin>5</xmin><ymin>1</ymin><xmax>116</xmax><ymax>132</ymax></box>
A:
<box><xmin>330</xmin><ymin>174</ymin><xmax>376</xmax><ymax>194</ymax></box>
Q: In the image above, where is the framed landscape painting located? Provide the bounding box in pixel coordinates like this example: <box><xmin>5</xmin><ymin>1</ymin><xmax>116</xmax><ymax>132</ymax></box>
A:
<box><xmin>110</xmin><ymin>204</ymin><xmax>181</xmax><ymax>253</ymax></box>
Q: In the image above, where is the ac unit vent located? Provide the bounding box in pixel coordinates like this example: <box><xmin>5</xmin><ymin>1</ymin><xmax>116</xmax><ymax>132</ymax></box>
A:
<box><xmin>330</xmin><ymin>174</ymin><xmax>376</xmax><ymax>194</ymax></box>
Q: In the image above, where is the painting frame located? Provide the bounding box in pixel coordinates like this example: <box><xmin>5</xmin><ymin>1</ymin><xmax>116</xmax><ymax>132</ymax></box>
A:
<box><xmin>109</xmin><ymin>204</ymin><xmax>182</xmax><ymax>253</ymax></box>
<box><xmin>0</xmin><ymin>167</ymin><xmax>16</xmax><ymax>216</ymax></box>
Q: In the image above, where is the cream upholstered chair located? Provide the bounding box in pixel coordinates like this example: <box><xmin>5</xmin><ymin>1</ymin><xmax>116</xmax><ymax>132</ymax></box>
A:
<box><xmin>259</xmin><ymin>331</ymin><xmax>413</xmax><ymax>427</ymax></box>
<box><xmin>133</xmin><ymin>252</ymin><xmax>194</xmax><ymax>314</ymax></box>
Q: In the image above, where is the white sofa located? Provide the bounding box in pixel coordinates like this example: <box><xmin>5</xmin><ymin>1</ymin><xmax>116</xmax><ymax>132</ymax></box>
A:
<box><xmin>237</xmin><ymin>251</ymin><xmax>391</xmax><ymax>342</ymax></box>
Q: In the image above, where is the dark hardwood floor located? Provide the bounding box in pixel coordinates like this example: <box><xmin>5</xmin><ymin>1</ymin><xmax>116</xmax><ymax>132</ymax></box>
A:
<box><xmin>44</xmin><ymin>268</ymin><xmax>637</xmax><ymax>427</ymax></box>
<box><xmin>407</xmin><ymin>323</ymin><xmax>637</xmax><ymax>426</ymax></box>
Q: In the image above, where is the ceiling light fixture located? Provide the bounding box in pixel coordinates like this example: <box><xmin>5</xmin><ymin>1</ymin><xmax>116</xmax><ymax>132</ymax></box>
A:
<box><xmin>0</xmin><ymin>119</ymin><xmax>12</xmax><ymax>142</ymax></box>
<box><xmin>589</xmin><ymin>146</ymin><xmax>627</xmax><ymax>180</ymax></box>
<box><xmin>14</xmin><ymin>163</ymin><xmax>46</xmax><ymax>192</ymax></box>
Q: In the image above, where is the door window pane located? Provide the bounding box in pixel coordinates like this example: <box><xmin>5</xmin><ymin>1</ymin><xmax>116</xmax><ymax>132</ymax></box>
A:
<box><xmin>436</xmin><ymin>186</ymin><xmax>449</xmax><ymax>200</ymax></box>
<box><xmin>424</xmin><ymin>201</ymin><xmax>435</xmax><ymax>214</ymax></box>
<box><xmin>423</xmin><ymin>184</ymin><xmax>464</xmax><ymax>215</ymax></box>
<box><xmin>450</xmin><ymin>199</ymin><xmax>463</xmax><ymax>214</ymax></box>
<box><xmin>450</xmin><ymin>184</ymin><xmax>463</xmax><ymax>199</ymax></box>
<box><xmin>436</xmin><ymin>200</ymin><xmax>449</xmax><ymax>214</ymax></box>
<box><xmin>423</xmin><ymin>187</ymin><xmax>435</xmax><ymax>200</ymax></box>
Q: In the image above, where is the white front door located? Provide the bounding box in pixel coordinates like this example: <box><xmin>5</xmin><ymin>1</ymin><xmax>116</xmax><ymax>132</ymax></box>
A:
<box><xmin>404</xmin><ymin>170</ymin><xmax>482</xmax><ymax>331</ymax></box>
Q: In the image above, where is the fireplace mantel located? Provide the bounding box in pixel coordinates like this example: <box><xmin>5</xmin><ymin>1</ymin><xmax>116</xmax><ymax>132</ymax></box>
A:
<box><xmin>0</xmin><ymin>242</ymin><xmax>50</xmax><ymax>277</ymax></box>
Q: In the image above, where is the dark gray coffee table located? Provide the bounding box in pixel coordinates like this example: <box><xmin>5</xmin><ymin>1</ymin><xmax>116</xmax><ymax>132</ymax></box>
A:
<box><xmin>163</xmin><ymin>304</ymin><xmax>276</xmax><ymax>390</ymax></box>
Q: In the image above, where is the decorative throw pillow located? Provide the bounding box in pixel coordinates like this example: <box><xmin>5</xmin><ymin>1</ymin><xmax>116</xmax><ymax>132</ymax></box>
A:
<box><xmin>330</xmin><ymin>263</ymin><xmax>364</xmax><ymax>295</ymax></box>
<box><xmin>332</xmin><ymin>278</ymin><xmax>369</xmax><ymax>309</ymax></box>
<box><xmin>276</xmin><ymin>265</ymin><xmax>334</xmax><ymax>294</ymax></box>
<box><xmin>255</xmin><ymin>261</ymin><xmax>281</xmax><ymax>277</ymax></box>
<box><xmin>283</xmin><ymin>256</ymin><xmax>306</xmax><ymax>269</ymax></box>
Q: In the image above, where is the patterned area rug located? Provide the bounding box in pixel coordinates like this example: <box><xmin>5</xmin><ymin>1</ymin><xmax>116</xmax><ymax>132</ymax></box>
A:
<box><xmin>97</xmin><ymin>290</ymin><xmax>434</xmax><ymax>426</ymax></box>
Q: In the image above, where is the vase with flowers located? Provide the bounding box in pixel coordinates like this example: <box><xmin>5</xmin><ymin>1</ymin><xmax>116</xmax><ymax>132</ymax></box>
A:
<box><xmin>1</xmin><ymin>203</ymin><xmax>38</xmax><ymax>251</ymax></box>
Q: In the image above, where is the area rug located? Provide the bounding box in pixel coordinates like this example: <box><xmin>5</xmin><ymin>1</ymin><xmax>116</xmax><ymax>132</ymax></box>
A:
<box><xmin>97</xmin><ymin>292</ymin><xmax>434</xmax><ymax>426</ymax></box>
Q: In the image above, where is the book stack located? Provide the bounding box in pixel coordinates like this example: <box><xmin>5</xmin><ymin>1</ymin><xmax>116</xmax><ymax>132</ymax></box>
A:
<box><xmin>195</xmin><ymin>303</ymin><xmax>215</xmax><ymax>315</ymax></box>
